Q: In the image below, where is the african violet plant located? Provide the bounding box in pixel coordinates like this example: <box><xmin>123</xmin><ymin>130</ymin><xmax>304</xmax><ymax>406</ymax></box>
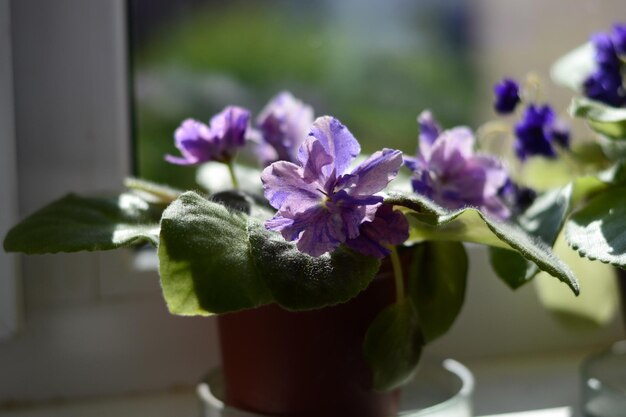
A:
<box><xmin>516</xmin><ymin>22</ymin><xmax>626</xmax><ymax>274</ymax></box>
<box><xmin>5</xmin><ymin>82</ymin><xmax>581</xmax><ymax>390</ymax></box>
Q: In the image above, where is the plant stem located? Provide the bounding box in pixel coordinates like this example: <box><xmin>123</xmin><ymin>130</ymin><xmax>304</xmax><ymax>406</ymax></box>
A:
<box><xmin>389</xmin><ymin>246</ymin><xmax>405</xmax><ymax>302</ymax></box>
<box><xmin>226</xmin><ymin>161</ymin><xmax>239</xmax><ymax>189</ymax></box>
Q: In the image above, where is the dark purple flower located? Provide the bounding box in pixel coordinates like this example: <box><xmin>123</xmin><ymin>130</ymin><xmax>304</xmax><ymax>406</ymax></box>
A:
<box><xmin>582</xmin><ymin>28</ymin><xmax>625</xmax><ymax>107</ymax></box>
<box><xmin>405</xmin><ymin>111</ymin><xmax>510</xmax><ymax>219</ymax></box>
<box><xmin>345</xmin><ymin>204</ymin><xmax>409</xmax><ymax>258</ymax></box>
<box><xmin>493</xmin><ymin>78</ymin><xmax>521</xmax><ymax>114</ymax></box>
<box><xmin>590</xmin><ymin>32</ymin><xmax>621</xmax><ymax>69</ymax></box>
<box><xmin>256</xmin><ymin>91</ymin><xmax>314</xmax><ymax>165</ymax></box>
<box><xmin>262</xmin><ymin>116</ymin><xmax>404</xmax><ymax>257</ymax></box>
<box><xmin>498</xmin><ymin>179</ymin><xmax>536</xmax><ymax>215</ymax></box>
<box><xmin>583</xmin><ymin>67</ymin><xmax>625</xmax><ymax>107</ymax></box>
<box><xmin>166</xmin><ymin>106</ymin><xmax>250</xmax><ymax>165</ymax></box>
<box><xmin>612</xmin><ymin>23</ymin><xmax>626</xmax><ymax>55</ymax></box>
<box><xmin>514</xmin><ymin>104</ymin><xmax>570</xmax><ymax>161</ymax></box>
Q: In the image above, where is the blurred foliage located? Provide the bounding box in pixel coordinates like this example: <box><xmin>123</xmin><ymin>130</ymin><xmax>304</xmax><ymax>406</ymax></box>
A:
<box><xmin>131</xmin><ymin>0</ymin><xmax>477</xmax><ymax>189</ymax></box>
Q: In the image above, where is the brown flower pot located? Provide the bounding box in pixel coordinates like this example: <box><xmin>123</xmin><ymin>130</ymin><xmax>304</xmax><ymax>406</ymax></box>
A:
<box><xmin>217</xmin><ymin>259</ymin><xmax>401</xmax><ymax>417</ymax></box>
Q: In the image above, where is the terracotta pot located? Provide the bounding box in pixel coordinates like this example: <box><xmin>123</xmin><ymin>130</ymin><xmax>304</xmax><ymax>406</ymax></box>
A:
<box><xmin>217</xmin><ymin>257</ymin><xmax>402</xmax><ymax>417</ymax></box>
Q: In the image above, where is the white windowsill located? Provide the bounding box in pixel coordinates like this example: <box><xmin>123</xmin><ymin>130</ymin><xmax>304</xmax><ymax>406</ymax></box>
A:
<box><xmin>0</xmin><ymin>350</ymin><xmax>591</xmax><ymax>417</ymax></box>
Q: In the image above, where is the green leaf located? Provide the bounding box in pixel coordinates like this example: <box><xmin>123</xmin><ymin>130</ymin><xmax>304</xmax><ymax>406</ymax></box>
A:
<box><xmin>488</xmin><ymin>247</ymin><xmax>538</xmax><ymax>290</ymax></box>
<box><xmin>535</xmin><ymin>232</ymin><xmax>618</xmax><ymax>328</ymax></box>
<box><xmin>489</xmin><ymin>175</ymin><xmax>609</xmax><ymax>290</ymax></box>
<box><xmin>210</xmin><ymin>190</ymin><xmax>274</xmax><ymax>221</ymax></box>
<box><xmin>570</xmin><ymin>97</ymin><xmax>626</xmax><ymax>140</ymax></box>
<box><xmin>249</xmin><ymin>225</ymin><xmax>380</xmax><ymax>310</ymax></box>
<box><xmin>566</xmin><ymin>187</ymin><xmax>626</xmax><ymax>267</ymax></box>
<box><xmin>124</xmin><ymin>177</ymin><xmax>182</xmax><ymax>204</ymax></box>
<box><xmin>387</xmin><ymin>192</ymin><xmax>579</xmax><ymax>295</ymax></box>
<box><xmin>158</xmin><ymin>192</ymin><xmax>273</xmax><ymax>316</ymax></box>
<box><xmin>158</xmin><ymin>192</ymin><xmax>381</xmax><ymax>315</ymax></box>
<box><xmin>409</xmin><ymin>241</ymin><xmax>467</xmax><ymax>342</ymax></box>
<box><xmin>4</xmin><ymin>193</ymin><xmax>160</xmax><ymax>253</ymax></box>
<box><xmin>363</xmin><ymin>297</ymin><xmax>423</xmax><ymax>391</ymax></box>
<box><xmin>550</xmin><ymin>42</ymin><xmax>595</xmax><ymax>92</ymax></box>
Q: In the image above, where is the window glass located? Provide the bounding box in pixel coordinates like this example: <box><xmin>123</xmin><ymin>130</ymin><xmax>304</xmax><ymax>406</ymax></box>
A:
<box><xmin>129</xmin><ymin>0</ymin><xmax>476</xmax><ymax>189</ymax></box>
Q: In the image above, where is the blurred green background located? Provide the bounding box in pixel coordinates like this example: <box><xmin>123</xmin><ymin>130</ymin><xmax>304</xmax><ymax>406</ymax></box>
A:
<box><xmin>129</xmin><ymin>0</ymin><xmax>477</xmax><ymax>189</ymax></box>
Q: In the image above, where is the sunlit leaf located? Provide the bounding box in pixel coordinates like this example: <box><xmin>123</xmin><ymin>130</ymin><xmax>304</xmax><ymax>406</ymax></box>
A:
<box><xmin>535</xmin><ymin>232</ymin><xmax>618</xmax><ymax>328</ymax></box>
<box><xmin>386</xmin><ymin>192</ymin><xmax>579</xmax><ymax>294</ymax></box>
<box><xmin>550</xmin><ymin>42</ymin><xmax>595</xmax><ymax>92</ymax></box>
<box><xmin>158</xmin><ymin>192</ymin><xmax>381</xmax><ymax>315</ymax></box>
<box><xmin>566</xmin><ymin>187</ymin><xmax>626</xmax><ymax>267</ymax></box>
<box><xmin>570</xmin><ymin>97</ymin><xmax>626</xmax><ymax>140</ymax></box>
<box><xmin>4</xmin><ymin>193</ymin><xmax>160</xmax><ymax>253</ymax></box>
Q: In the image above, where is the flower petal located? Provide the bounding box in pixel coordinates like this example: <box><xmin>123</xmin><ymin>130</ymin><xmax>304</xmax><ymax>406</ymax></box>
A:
<box><xmin>261</xmin><ymin>161</ymin><xmax>323</xmax><ymax>212</ymax></box>
<box><xmin>340</xmin><ymin>148</ymin><xmax>403</xmax><ymax>196</ymax></box>
<box><xmin>418</xmin><ymin>111</ymin><xmax>442</xmax><ymax>147</ymax></box>
<box><xmin>345</xmin><ymin>204</ymin><xmax>409</xmax><ymax>258</ymax></box>
<box><xmin>302</xmin><ymin>116</ymin><xmax>360</xmax><ymax>177</ymax></box>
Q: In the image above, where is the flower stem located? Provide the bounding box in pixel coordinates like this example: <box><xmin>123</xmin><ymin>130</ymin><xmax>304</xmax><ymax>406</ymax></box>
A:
<box><xmin>226</xmin><ymin>161</ymin><xmax>239</xmax><ymax>189</ymax></box>
<box><xmin>389</xmin><ymin>246</ymin><xmax>405</xmax><ymax>302</ymax></box>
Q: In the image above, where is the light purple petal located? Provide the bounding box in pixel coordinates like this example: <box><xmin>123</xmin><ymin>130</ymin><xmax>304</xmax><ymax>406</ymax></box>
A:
<box><xmin>298</xmin><ymin>136</ymin><xmax>334</xmax><ymax>184</ymax></box>
<box><xmin>340</xmin><ymin>148</ymin><xmax>403</xmax><ymax>196</ymax></box>
<box><xmin>427</xmin><ymin>127</ymin><xmax>475</xmax><ymax>177</ymax></box>
<box><xmin>302</xmin><ymin>116</ymin><xmax>360</xmax><ymax>177</ymax></box>
<box><xmin>345</xmin><ymin>204</ymin><xmax>409</xmax><ymax>258</ymax></box>
<box><xmin>209</xmin><ymin>106</ymin><xmax>250</xmax><ymax>151</ymax></box>
<box><xmin>418</xmin><ymin>111</ymin><xmax>442</xmax><ymax>146</ymax></box>
<box><xmin>166</xmin><ymin>119</ymin><xmax>214</xmax><ymax>165</ymax></box>
<box><xmin>261</xmin><ymin>161</ymin><xmax>323</xmax><ymax>212</ymax></box>
<box><xmin>257</xmin><ymin>91</ymin><xmax>314</xmax><ymax>163</ymax></box>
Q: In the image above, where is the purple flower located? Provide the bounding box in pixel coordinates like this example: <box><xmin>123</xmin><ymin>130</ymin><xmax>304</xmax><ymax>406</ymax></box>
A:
<box><xmin>405</xmin><ymin>111</ymin><xmax>510</xmax><ymax>219</ymax></box>
<box><xmin>255</xmin><ymin>91</ymin><xmax>314</xmax><ymax>165</ymax></box>
<box><xmin>582</xmin><ymin>28</ymin><xmax>625</xmax><ymax>107</ymax></box>
<box><xmin>345</xmin><ymin>204</ymin><xmax>409</xmax><ymax>258</ymax></box>
<box><xmin>498</xmin><ymin>179</ymin><xmax>536</xmax><ymax>215</ymax></box>
<box><xmin>493</xmin><ymin>78</ymin><xmax>521</xmax><ymax>114</ymax></box>
<box><xmin>166</xmin><ymin>106</ymin><xmax>250</xmax><ymax>165</ymax></box>
<box><xmin>590</xmin><ymin>32</ymin><xmax>621</xmax><ymax>69</ymax></box>
<box><xmin>514</xmin><ymin>104</ymin><xmax>570</xmax><ymax>161</ymax></box>
<box><xmin>261</xmin><ymin>116</ymin><xmax>404</xmax><ymax>257</ymax></box>
<box><xmin>583</xmin><ymin>67</ymin><xmax>625</xmax><ymax>107</ymax></box>
<box><xmin>613</xmin><ymin>23</ymin><xmax>626</xmax><ymax>56</ymax></box>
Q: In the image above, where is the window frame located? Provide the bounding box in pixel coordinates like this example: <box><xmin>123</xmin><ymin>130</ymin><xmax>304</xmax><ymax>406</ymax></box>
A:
<box><xmin>0</xmin><ymin>0</ymin><xmax>20</xmax><ymax>341</ymax></box>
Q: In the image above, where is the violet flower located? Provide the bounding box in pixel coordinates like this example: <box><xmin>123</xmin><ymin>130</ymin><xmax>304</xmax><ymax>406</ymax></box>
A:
<box><xmin>345</xmin><ymin>204</ymin><xmax>409</xmax><ymax>258</ymax></box>
<box><xmin>582</xmin><ymin>30</ymin><xmax>625</xmax><ymax>107</ymax></box>
<box><xmin>404</xmin><ymin>111</ymin><xmax>510</xmax><ymax>219</ymax></box>
<box><xmin>166</xmin><ymin>106</ymin><xmax>250</xmax><ymax>165</ymax></box>
<box><xmin>493</xmin><ymin>78</ymin><xmax>521</xmax><ymax>114</ymax></box>
<box><xmin>513</xmin><ymin>104</ymin><xmax>570</xmax><ymax>160</ymax></box>
<box><xmin>613</xmin><ymin>23</ymin><xmax>626</xmax><ymax>56</ymax></box>
<box><xmin>261</xmin><ymin>116</ymin><xmax>404</xmax><ymax>257</ymax></box>
<box><xmin>256</xmin><ymin>91</ymin><xmax>314</xmax><ymax>165</ymax></box>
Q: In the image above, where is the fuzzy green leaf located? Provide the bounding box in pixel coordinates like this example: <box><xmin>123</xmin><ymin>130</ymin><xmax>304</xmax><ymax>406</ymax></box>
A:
<box><xmin>387</xmin><ymin>192</ymin><xmax>579</xmax><ymax>294</ymax></box>
<box><xmin>249</xmin><ymin>225</ymin><xmax>380</xmax><ymax>310</ymax></box>
<box><xmin>158</xmin><ymin>192</ymin><xmax>381</xmax><ymax>316</ymax></box>
<box><xmin>158</xmin><ymin>192</ymin><xmax>272</xmax><ymax>316</ymax></box>
<box><xmin>363</xmin><ymin>297</ymin><xmax>423</xmax><ymax>391</ymax></box>
<box><xmin>570</xmin><ymin>97</ymin><xmax>626</xmax><ymax>140</ymax></box>
<box><xmin>4</xmin><ymin>193</ymin><xmax>160</xmax><ymax>253</ymax></box>
<box><xmin>566</xmin><ymin>187</ymin><xmax>626</xmax><ymax>267</ymax></box>
<box><xmin>489</xmin><ymin>247</ymin><xmax>538</xmax><ymax>289</ymax></box>
<box><xmin>409</xmin><ymin>241</ymin><xmax>467</xmax><ymax>342</ymax></box>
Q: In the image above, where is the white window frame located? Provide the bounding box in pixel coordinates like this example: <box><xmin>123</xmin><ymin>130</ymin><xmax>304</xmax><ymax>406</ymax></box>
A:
<box><xmin>0</xmin><ymin>0</ymin><xmax>20</xmax><ymax>341</ymax></box>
